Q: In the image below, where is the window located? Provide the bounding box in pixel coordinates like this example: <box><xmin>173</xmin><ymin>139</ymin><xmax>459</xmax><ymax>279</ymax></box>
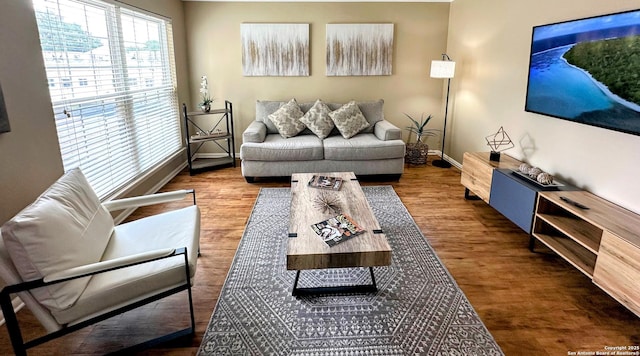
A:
<box><xmin>33</xmin><ymin>0</ymin><xmax>181</xmax><ymax>198</ymax></box>
<box><xmin>61</xmin><ymin>77</ymin><xmax>72</xmax><ymax>87</ymax></box>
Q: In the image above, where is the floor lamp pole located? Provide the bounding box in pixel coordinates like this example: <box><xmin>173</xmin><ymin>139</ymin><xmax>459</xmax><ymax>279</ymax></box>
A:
<box><xmin>433</xmin><ymin>77</ymin><xmax>452</xmax><ymax>168</ymax></box>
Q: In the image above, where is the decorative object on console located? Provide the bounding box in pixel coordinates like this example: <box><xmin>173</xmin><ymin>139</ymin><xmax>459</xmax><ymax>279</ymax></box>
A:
<box><xmin>536</xmin><ymin>172</ymin><xmax>554</xmax><ymax>185</ymax></box>
<box><xmin>519</xmin><ymin>163</ymin><xmax>531</xmax><ymax>174</ymax></box>
<box><xmin>241</xmin><ymin>23</ymin><xmax>310</xmax><ymax>77</ymax></box>
<box><xmin>199</xmin><ymin>75</ymin><xmax>213</xmax><ymax>112</ymax></box>
<box><xmin>528</xmin><ymin>166</ymin><xmax>542</xmax><ymax>179</ymax></box>
<box><xmin>485</xmin><ymin>126</ymin><xmax>514</xmax><ymax>162</ymax></box>
<box><xmin>404</xmin><ymin>113</ymin><xmax>437</xmax><ymax>165</ymax></box>
<box><xmin>512</xmin><ymin>170</ymin><xmax>563</xmax><ymax>188</ymax></box>
<box><xmin>430</xmin><ymin>54</ymin><xmax>455</xmax><ymax>168</ymax></box>
<box><xmin>326</xmin><ymin>24</ymin><xmax>394</xmax><ymax>76</ymax></box>
<box><xmin>525</xmin><ymin>9</ymin><xmax>640</xmax><ymax>137</ymax></box>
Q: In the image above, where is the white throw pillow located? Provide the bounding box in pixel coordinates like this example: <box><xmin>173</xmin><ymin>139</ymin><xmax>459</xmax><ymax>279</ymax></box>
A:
<box><xmin>300</xmin><ymin>99</ymin><xmax>334</xmax><ymax>139</ymax></box>
<box><xmin>267</xmin><ymin>98</ymin><xmax>306</xmax><ymax>138</ymax></box>
<box><xmin>1</xmin><ymin>168</ymin><xmax>114</xmax><ymax>311</ymax></box>
<box><xmin>329</xmin><ymin>101</ymin><xmax>370</xmax><ymax>139</ymax></box>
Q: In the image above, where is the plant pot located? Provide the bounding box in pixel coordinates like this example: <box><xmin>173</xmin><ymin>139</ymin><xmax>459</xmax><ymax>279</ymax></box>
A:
<box><xmin>201</xmin><ymin>103</ymin><xmax>211</xmax><ymax>113</ymax></box>
<box><xmin>405</xmin><ymin>142</ymin><xmax>429</xmax><ymax>165</ymax></box>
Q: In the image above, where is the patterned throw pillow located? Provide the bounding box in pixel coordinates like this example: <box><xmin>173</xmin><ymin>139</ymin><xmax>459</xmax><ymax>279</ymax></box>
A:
<box><xmin>267</xmin><ymin>99</ymin><xmax>306</xmax><ymax>138</ymax></box>
<box><xmin>328</xmin><ymin>101</ymin><xmax>370</xmax><ymax>139</ymax></box>
<box><xmin>300</xmin><ymin>99</ymin><xmax>334</xmax><ymax>139</ymax></box>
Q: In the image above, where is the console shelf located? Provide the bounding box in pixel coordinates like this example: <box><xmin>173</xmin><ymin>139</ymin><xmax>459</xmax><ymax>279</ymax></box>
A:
<box><xmin>535</xmin><ymin>212</ymin><xmax>602</xmax><ymax>254</ymax></box>
<box><xmin>532</xmin><ymin>230</ymin><xmax>597</xmax><ymax>278</ymax></box>
<box><xmin>532</xmin><ymin>190</ymin><xmax>640</xmax><ymax>317</ymax></box>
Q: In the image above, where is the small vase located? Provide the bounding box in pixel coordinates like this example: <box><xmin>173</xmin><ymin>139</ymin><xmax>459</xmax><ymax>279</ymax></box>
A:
<box><xmin>201</xmin><ymin>103</ymin><xmax>211</xmax><ymax>113</ymax></box>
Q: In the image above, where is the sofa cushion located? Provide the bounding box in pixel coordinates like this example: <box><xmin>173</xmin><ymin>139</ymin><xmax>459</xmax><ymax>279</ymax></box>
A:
<box><xmin>268</xmin><ymin>99</ymin><xmax>306</xmax><ymax>138</ymax></box>
<box><xmin>1</xmin><ymin>168</ymin><xmax>114</xmax><ymax>311</ymax></box>
<box><xmin>329</xmin><ymin>101</ymin><xmax>370</xmax><ymax>139</ymax></box>
<box><xmin>300</xmin><ymin>99</ymin><xmax>334</xmax><ymax>139</ymax></box>
<box><xmin>324</xmin><ymin>133</ymin><xmax>406</xmax><ymax>160</ymax></box>
<box><xmin>240</xmin><ymin>134</ymin><xmax>324</xmax><ymax>161</ymax></box>
<box><xmin>326</xmin><ymin>99</ymin><xmax>383</xmax><ymax>134</ymax></box>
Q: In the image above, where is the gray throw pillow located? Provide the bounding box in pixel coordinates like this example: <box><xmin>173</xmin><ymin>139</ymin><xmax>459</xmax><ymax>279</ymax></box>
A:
<box><xmin>329</xmin><ymin>101</ymin><xmax>370</xmax><ymax>139</ymax></box>
<box><xmin>300</xmin><ymin>99</ymin><xmax>334</xmax><ymax>139</ymax></box>
<box><xmin>267</xmin><ymin>98</ymin><xmax>306</xmax><ymax>138</ymax></box>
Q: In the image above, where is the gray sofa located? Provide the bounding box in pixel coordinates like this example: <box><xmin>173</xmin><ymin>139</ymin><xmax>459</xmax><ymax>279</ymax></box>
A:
<box><xmin>240</xmin><ymin>99</ymin><xmax>406</xmax><ymax>182</ymax></box>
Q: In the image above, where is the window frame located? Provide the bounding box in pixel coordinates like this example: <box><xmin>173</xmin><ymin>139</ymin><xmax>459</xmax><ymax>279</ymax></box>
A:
<box><xmin>33</xmin><ymin>0</ymin><xmax>182</xmax><ymax>199</ymax></box>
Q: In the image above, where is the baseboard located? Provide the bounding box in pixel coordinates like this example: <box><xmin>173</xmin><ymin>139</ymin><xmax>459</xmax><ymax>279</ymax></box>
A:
<box><xmin>430</xmin><ymin>150</ymin><xmax>462</xmax><ymax>169</ymax></box>
<box><xmin>194</xmin><ymin>152</ymin><xmax>235</xmax><ymax>159</ymax></box>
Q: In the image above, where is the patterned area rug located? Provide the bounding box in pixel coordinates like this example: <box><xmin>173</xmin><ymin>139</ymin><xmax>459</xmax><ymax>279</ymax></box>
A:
<box><xmin>198</xmin><ymin>186</ymin><xmax>503</xmax><ymax>355</ymax></box>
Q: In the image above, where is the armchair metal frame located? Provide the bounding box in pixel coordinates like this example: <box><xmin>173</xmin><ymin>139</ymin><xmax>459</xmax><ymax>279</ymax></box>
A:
<box><xmin>0</xmin><ymin>189</ymin><xmax>198</xmax><ymax>355</ymax></box>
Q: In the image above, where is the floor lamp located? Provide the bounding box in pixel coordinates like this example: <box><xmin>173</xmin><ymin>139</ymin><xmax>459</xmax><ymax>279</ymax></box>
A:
<box><xmin>430</xmin><ymin>54</ymin><xmax>456</xmax><ymax>168</ymax></box>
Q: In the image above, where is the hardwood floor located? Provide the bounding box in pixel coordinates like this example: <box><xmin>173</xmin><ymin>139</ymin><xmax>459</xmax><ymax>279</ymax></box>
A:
<box><xmin>1</xmin><ymin>160</ymin><xmax>638</xmax><ymax>355</ymax></box>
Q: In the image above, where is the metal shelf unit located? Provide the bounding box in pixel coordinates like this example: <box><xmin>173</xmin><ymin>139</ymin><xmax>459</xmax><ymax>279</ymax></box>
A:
<box><xmin>182</xmin><ymin>100</ymin><xmax>235</xmax><ymax>175</ymax></box>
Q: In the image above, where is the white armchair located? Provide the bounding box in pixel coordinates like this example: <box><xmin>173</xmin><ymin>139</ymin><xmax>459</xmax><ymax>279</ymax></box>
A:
<box><xmin>0</xmin><ymin>168</ymin><xmax>200</xmax><ymax>355</ymax></box>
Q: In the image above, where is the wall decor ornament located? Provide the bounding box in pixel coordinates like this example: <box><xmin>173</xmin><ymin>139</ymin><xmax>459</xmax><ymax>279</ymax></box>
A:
<box><xmin>0</xmin><ymin>82</ymin><xmax>10</xmax><ymax>134</ymax></box>
<box><xmin>241</xmin><ymin>23</ymin><xmax>309</xmax><ymax>77</ymax></box>
<box><xmin>326</xmin><ymin>23</ymin><xmax>394</xmax><ymax>76</ymax></box>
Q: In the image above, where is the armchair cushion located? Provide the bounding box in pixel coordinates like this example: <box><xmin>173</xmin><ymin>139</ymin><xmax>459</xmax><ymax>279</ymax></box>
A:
<box><xmin>1</xmin><ymin>169</ymin><xmax>114</xmax><ymax>311</ymax></box>
<box><xmin>51</xmin><ymin>205</ymin><xmax>200</xmax><ymax>325</ymax></box>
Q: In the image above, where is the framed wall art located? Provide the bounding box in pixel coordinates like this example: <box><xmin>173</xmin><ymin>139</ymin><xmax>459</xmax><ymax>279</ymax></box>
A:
<box><xmin>241</xmin><ymin>23</ymin><xmax>309</xmax><ymax>76</ymax></box>
<box><xmin>326</xmin><ymin>23</ymin><xmax>394</xmax><ymax>76</ymax></box>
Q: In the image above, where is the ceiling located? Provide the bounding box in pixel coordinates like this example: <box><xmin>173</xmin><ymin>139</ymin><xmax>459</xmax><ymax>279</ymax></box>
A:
<box><xmin>183</xmin><ymin>0</ymin><xmax>452</xmax><ymax>2</ymax></box>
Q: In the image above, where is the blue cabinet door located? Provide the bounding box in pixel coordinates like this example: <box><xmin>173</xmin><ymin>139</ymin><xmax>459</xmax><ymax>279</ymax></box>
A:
<box><xmin>489</xmin><ymin>169</ymin><xmax>537</xmax><ymax>233</ymax></box>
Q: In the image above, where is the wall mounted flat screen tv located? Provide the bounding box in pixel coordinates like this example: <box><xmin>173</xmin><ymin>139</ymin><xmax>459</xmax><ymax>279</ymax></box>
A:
<box><xmin>525</xmin><ymin>9</ymin><xmax>640</xmax><ymax>136</ymax></box>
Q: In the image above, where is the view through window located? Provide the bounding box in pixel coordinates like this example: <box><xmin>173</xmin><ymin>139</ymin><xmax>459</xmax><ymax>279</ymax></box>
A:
<box><xmin>33</xmin><ymin>0</ymin><xmax>181</xmax><ymax>198</ymax></box>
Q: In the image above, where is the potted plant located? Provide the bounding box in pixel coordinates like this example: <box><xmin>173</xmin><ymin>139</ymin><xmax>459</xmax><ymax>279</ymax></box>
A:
<box><xmin>199</xmin><ymin>75</ymin><xmax>214</xmax><ymax>112</ymax></box>
<box><xmin>404</xmin><ymin>113</ymin><xmax>437</xmax><ymax>165</ymax></box>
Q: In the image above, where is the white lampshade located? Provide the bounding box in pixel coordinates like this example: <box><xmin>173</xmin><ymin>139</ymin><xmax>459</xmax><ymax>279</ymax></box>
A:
<box><xmin>430</xmin><ymin>60</ymin><xmax>456</xmax><ymax>79</ymax></box>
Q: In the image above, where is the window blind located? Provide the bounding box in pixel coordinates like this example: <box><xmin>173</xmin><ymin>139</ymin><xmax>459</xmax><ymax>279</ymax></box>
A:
<box><xmin>33</xmin><ymin>0</ymin><xmax>181</xmax><ymax>198</ymax></box>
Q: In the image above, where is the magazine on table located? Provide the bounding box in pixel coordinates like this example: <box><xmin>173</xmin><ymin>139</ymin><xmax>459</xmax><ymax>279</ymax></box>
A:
<box><xmin>311</xmin><ymin>213</ymin><xmax>365</xmax><ymax>247</ymax></box>
<box><xmin>308</xmin><ymin>175</ymin><xmax>343</xmax><ymax>190</ymax></box>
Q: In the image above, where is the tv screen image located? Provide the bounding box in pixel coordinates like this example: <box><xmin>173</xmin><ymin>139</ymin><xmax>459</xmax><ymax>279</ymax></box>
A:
<box><xmin>525</xmin><ymin>9</ymin><xmax>640</xmax><ymax>136</ymax></box>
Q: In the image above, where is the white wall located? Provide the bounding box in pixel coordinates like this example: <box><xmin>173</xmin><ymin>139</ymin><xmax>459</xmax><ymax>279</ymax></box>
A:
<box><xmin>447</xmin><ymin>0</ymin><xmax>640</xmax><ymax>214</ymax></box>
<box><xmin>0</xmin><ymin>0</ymin><xmax>64</xmax><ymax>224</ymax></box>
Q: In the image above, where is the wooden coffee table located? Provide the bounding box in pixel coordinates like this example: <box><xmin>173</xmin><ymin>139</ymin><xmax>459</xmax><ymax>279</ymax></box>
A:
<box><xmin>287</xmin><ymin>172</ymin><xmax>392</xmax><ymax>296</ymax></box>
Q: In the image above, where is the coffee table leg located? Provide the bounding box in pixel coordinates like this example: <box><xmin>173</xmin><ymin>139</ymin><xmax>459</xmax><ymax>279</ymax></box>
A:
<box><xmin>291</xmin><ymin>268</ymin><xmax>378</xmax><ymax>296</ymax></box>
<box><xmin>292</xmin><ymin>270</ymin><xmax>301</xmax><ymax>296</ymax></box>
<box><xmin>369</xmin><ymin>267</ymin><xmax>377</xmax><ymax>290</ymax></box>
